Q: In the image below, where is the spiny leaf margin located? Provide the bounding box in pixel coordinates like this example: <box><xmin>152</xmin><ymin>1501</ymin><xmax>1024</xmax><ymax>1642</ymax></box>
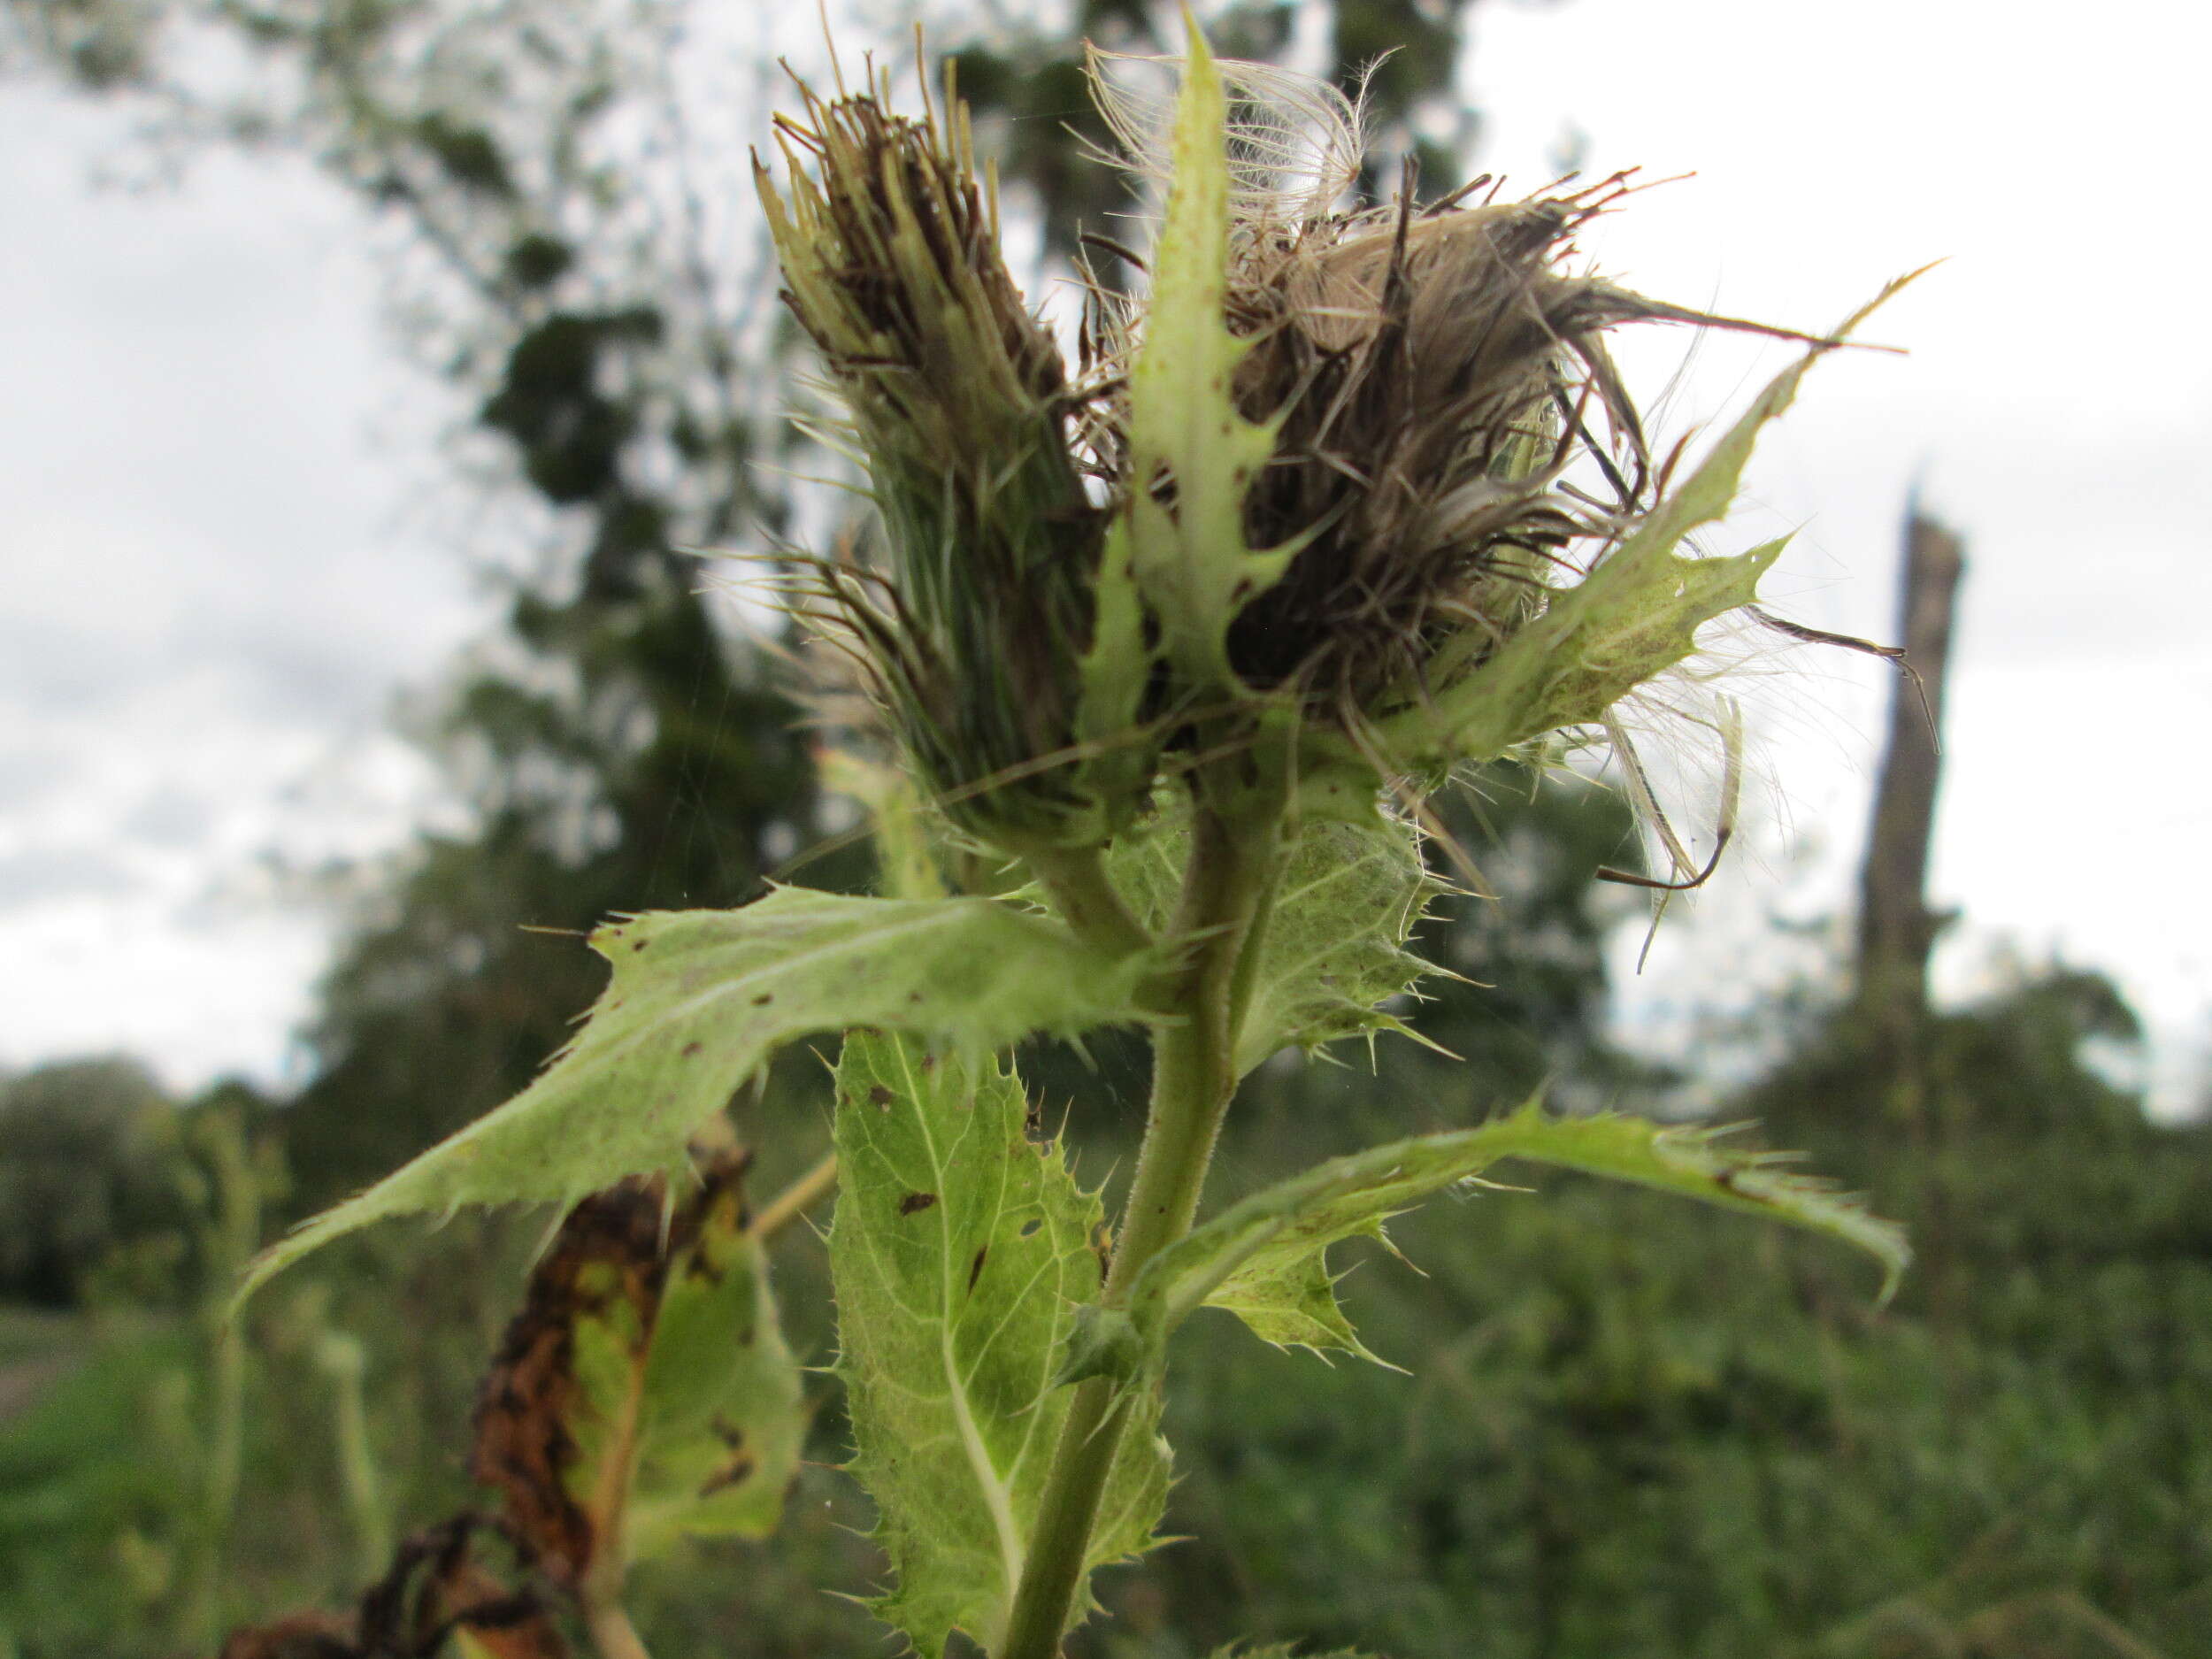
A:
<box><xmin>240</xmin><ymin>888</ymin><xmax>1159</xmax><ymax>1303</ymax></box>
<box><xmin>1065</xmin><ymin>1100</ymin><xmax>1907</xmax><ymax>1378</ymax></box>
<box><xmin>1120</xmin><ymin>16</ymin><xmax>1294</xmax><ymax>690</ymax></box>
<box><xmin>1380</xmin><ymin>270</ymin><xmax>1931</xmax><ymax>765</ymax></box>
<box><xmin>830</xmin><ymin>1032</ymin><xmax>1168</xmax><ymax>1658</ymax></box>
<box><xmin>1098</xmin><ymin>791</ymin><xmax>1444</xmax><ymax>1074</ymax></box>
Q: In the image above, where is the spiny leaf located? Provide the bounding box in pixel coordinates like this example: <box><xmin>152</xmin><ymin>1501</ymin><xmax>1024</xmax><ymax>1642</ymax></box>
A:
<box><xmin>1200</xmin><ymin>1240</ymin><xmax>1397</xmax><ymax>1369</ymax></box>
<box><xmin>470</xmin><ymin>1153</ymin><xmax>803</xmax><ymax>1594</ymax></box>
<box><xmin>1234</xmin><ymin>810</ymin><xmax>1445</xmax><ymax>1074</ymax></box>
<box><xmin>830</xmin><ymin>1033</ymin><xmax>1168</xmax><ymax>1659</ymax></box>
<box><xmin>240</xmin><ymin>889</ymin><xmax>1156</xmax><ymax>1301</ymax></box>
<box><xmin>1102</xmin><ymin>794</ymin><xmax>1443</xmax><ymax>1073</ymax></box>
<box><xmin>1064</xmin><ymin>1101</ymin><xmax>1905</xmax><ymax>1378</ymax></box>
<box><xmin>1122</xmin><ymin>18</ymin><xmax>1293</xmax><ymax>690</ymax></box>
<box><xmin>1072</xmin><ymin>515</ymin><xmax>1160</xmax><ymax>834</ymax></box>
<box><xmin>1386</xmin><ymin>272</ymin><xmax>1929</xmax><ymax>765</ymax></box>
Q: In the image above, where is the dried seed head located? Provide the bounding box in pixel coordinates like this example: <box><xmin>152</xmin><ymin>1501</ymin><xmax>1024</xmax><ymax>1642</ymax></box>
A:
<box><xmin>1083</xmin><ymin>44</ymin><xmax>1369</xmax><ymax>227</ymax></box>
<box><xmin>756</xmin><ymin>69</ymin><xmax>1142</xmax><ymax>850</ymax></box>
<box><xmin>763</xmin><ymin>34</ymin><xmax>1906</xmax><ymax>866</ymax></box>
<box><xmin>1084</xmin><ymin>42</ymin><xmax>1850</xmax><ymax>767</ymax></box>
<box><xmin>1220</xmin><ymin>173</ymin><xmax>1671</xmax><ymax>717</ymax></box>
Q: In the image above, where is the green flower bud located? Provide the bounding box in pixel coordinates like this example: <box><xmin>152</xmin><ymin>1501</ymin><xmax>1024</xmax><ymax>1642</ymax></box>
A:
<box><xmin>755</xmin><ymin>72</ymin><xmax>1148</xmax><ymax>852</ymax></box>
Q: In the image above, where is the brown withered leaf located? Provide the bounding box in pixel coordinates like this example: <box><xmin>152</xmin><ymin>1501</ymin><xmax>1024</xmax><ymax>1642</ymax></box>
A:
<box><xmin>358</xmin><ymin>1517</ymin><xmax>565</xmax><ymax>1659</ymax></box>
<box><xmin>218</xmin><ymin>1517</ymin><xmax>566</xmax><ymax>1659</ymax></box>
<box><xmin>471</xmin><ymin>1176</ymin><xmax>670</xmax><ymax>1588</ymax></box>
<box><xmin>431</xmin><ymin>1561</ymin><xmax>569</xmax><ymax>1659</ymax></box>
<box><xmin>470</xmin><ymin>1148</ymin><xmax>803</xmax><ymax>1597</ymax></box>
<box><xmin>217</xmin><ymin>1612</ymin><xmax>357</xmax><ymax>1659</ymax></box>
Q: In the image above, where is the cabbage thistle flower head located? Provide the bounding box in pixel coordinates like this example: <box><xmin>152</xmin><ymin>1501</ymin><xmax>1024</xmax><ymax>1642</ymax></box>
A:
<box><xmin>757</xmin><ymin>27</ymin><xmax>1914</xmax><ymax>849</ymax></box>
<box><xmin>755</xmin><ymin>68</ymin><xmax>1141</xmax><ymax>853</ymax></box>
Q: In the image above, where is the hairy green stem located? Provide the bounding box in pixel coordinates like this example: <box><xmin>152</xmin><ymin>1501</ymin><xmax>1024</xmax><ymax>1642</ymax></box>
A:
<box><xmin>1000</xmin><ymin>788</ymin><xmax>1281</xmax><ymax>1659</ymax></box>
<box><xmin>1025</xmin><ymin>841</ymin><xmax>1155</xmax><ymax>962</ymax></box>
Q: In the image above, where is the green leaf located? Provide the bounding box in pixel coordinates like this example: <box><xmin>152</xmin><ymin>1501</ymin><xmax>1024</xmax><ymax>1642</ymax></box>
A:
<box><xmin>1235</xmin><ymin>811</ymin><xmax>1446</xmax><ymax>1075</ymax></box>
<box><xmin>830</xmin><ymin>1033</ymin><xmax>1168</xmax><ymax>1658</ymax></box>
<box><xmin>1100</xmin><ymin>795</ymin><xmax>1443</xmax><ymax>1073</ymax></box>
<box><xmin>240</xmin><ymin>889</ymin><xmax>1156</xmax><ymax>1301</ymax></box>
<box><xmin>1200</xmin><ymin>1241</ymin><xmax>1396</xmax><ymax>1370</ymax></box>
<box><xmin>470</xmin><ymin>1153</ymin><xmax>803</xmax><ymax>1593</ymax></box>
<box><xmin>1071</xmin><ymin>516</ymin><xmax>1163</xmax><ymax>836</ymax></box>
<box><xmin>1208</xmin><ymin>1647</ymin><xmax>1381</xmax><ymax>1659</ymax></box>
<box><xmin>1066</xmin><ymin>1101</ymin><xmax>1906</xmax><ymax>1377</ymax></box>
<box><xmin>1122</xmin><ymin>19</ymin><xmax>1293</xmax><ymax>690</ymax></box>
<box><xmin>626</xmin><ymin>1165</ymin><xmax>803</xmax><ymax>1557</ymax></box>
<box><xmin>1386</xmin><ymin>272</ymin><xmax>1928</xmax><ymax>764</ymax></box>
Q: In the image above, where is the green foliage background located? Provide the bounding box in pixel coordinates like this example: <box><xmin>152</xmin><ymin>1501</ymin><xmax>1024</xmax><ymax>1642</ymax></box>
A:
<box><xmin>0</xmin><ymin>2</ymin><xmax>2206</xmax><ymax>1655</ymax></box>
<box><xmin>6</xmin><ymin>832</ymin><xmax>2207</xmax><ymax>1659</ymax></box>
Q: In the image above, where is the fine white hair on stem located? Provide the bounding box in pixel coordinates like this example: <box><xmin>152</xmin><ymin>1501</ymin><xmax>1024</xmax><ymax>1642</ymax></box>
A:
<box><xmin>1081</xmin><ymin>44</ymin><xmax>1369</xmax><ymax>225</ymax></box>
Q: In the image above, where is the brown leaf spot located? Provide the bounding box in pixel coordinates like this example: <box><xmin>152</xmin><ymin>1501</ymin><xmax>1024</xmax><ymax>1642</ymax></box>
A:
<box><xmin>897</xmin><ymin>1191</ymin><xmax>939</xmax><ymax>1217</ymax></box>
<box><xmin>680</xmin><ymin>1041</ymin><xmax>703</xmax><ymax>1058</ymax></box>
<box><xmin>698</xmin><ymin>1450</ymin><xmax>757</xmax><ymax>1498</ymax></box>
<box><xmin>966</xmin><ymin>1246</ymin><xmax>987</xmax><ymax>1292</ymax></box>
<box><xmin>868</xmin><ymin>1084</ymin><xmax>896</xmax><ymax>1111</ymax></box>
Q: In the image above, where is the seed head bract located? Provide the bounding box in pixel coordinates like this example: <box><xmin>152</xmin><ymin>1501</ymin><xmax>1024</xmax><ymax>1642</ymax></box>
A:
<box><xmin>757</xmin><ymin>28</ymin><xmax>1914</xmax><ymax>859</ymax></box>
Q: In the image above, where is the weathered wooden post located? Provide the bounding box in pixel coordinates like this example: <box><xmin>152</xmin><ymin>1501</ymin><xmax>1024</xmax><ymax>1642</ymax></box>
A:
<box><xmin>1855</xmin><ymin>503</ymin><xmax>1967</xmax><ymax>1117</ymax></box>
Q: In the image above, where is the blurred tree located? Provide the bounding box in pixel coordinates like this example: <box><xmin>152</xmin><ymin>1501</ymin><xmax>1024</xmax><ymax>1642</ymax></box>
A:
<box><xmin>1855</xmin><ymin>506</ymin><xmax>1966</xmax><ymax>1033</ymax></box>
<box><xmin>8</xmin><ymin>0</ymin><xmax>833</xmax><ymax>1194</ymax></box>
<box><xmin>0</xmin><ymin>1057</ymin><xmax>183</xmax><ymax>1306</ymax></box>
<box><xmin>0</xmin><ymin>0</ymin><xmax>1531</xmax><ymax>1202</ymax></box>
<box><xmin>14</xmin><ymin>13</ymin><xmax>2212</xmax><ymax>1659</ymax></box>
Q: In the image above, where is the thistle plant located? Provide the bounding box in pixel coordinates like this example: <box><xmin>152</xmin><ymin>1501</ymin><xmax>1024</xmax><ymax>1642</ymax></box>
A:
<box><xmin>239</xmin><ymin>23</ymin><xmax>1918</xmax><ymax>1659</ymax></box>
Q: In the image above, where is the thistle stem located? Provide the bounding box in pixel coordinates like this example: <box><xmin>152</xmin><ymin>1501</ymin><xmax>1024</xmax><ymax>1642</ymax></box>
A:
<box><xmin>1025</xmin><ymin>841</ymin><xmax>1155</xmax><ymax>963</ymax></box>
<box><xmin>1000</xmin><ymin>793</ymin><xmax>1279</xmax><ymax>1659</ymax></box>
<box><xmin>747</xmin><ymin>1148</ymin><xmax>840</xmax><ymax>1245</ymax></box>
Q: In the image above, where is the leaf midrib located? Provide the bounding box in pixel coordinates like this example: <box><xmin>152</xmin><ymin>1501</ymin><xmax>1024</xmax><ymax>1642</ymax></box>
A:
<box><xmin>894</xmin><ymin>1041</ymin><xmax>1028</xmax><ymax>1611</ymax></box>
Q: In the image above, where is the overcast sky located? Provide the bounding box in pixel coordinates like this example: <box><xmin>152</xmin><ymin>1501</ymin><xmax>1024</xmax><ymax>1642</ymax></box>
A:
<box><xmin>2</xmin><ymin>0</ymin><xmax>2205</xmax><ymax>1111</ymax></box>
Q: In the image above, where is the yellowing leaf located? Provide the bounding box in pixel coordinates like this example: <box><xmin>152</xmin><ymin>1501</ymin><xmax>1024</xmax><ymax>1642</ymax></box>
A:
<box><xmin>240</xmin><ymin>889</ymin><xmax>1157</xmax><ymax>1300</ymax></box>
<box><xmin>470</xmin><ymin>1153</ymin><xmax>803</xmax><ymax>1595</ymax></box>
<box><xmin>627</xmin><ymin>1164</ymin><xmax>803</xmax><ymax>1557</ymax></box>
<box><xmin>829</xmin><ymin>1033</ymin><xmax>1168</xmax><ymax>1658</ymax></box>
